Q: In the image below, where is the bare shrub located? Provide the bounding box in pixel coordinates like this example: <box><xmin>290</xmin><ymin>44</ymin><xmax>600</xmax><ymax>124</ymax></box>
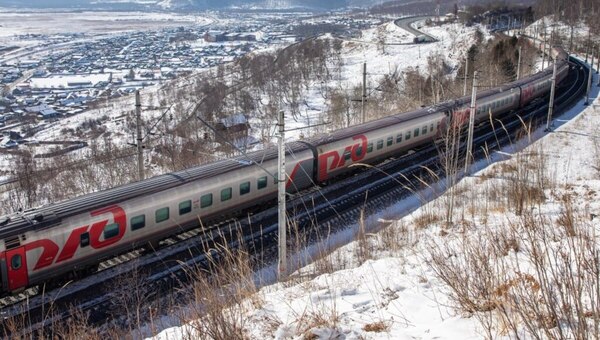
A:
<box><xmin>363</xmin><ymin>320</ymin><xmax>391</xmax><ymax>332</ymax></box>
<box><xmin>355</xmin><ymin>209</ymin><xmax>373</xmax><ymax>264</ymax></box>
<box><xmin>427</xmin><ymin>200</ymin><xmax>600</xmax><ymax>339</ymax></box>
<box><xmin>378</xmin><ymin>219</ymin><xmax>412</xmax><ymax>254</ymax></box>
<box><xmin>412</xmin><ymin>211</ymin><xmax>442</xmax><ymax>230</ymax></box>
<box><xmin>178</xmin><ymin>230</ymin><xmax>258</xmax><ymax>340</ymax></box>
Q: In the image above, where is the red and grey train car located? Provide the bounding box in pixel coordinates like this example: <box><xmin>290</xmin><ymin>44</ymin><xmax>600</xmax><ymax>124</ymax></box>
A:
<box><xmin>0</xmin><ymin>46</ymin><xmax>570</xmax><ymax>294</ymax></box>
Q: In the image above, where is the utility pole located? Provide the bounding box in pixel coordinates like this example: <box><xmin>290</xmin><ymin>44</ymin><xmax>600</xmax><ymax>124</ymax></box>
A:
<box><xmin>135</xmin><ymin>90</ymin><xmax>144</xmax><ymax>181</ymax></box>
<box><xmin>362</xmin><ymin>62</ymin><xmax>367</xmax><ymax>124</ymax></box>
<box><xmin>541</xmin><ymin>39</ymin><xmax>546</xmax><ymax>70</ymax></box>
<box><xmin>585</xmin><ymin>48</ymin><xmax>594</xmax><ymax>105</ymax></box>
<box><xmin>546</xmin><ymin>56</ymin><xmax>557</xmax><ymax>131</ymax></box>
<box><xmin>591</xmin><ymin>47</ymin><xmax>596</xmax><ymax>77</ymax></box>
<box><xmin>277</xmin><ymin>110</ymin><xmax>287</xmax><ymax>279</ymax></box>
<box><xmin>516</xmin><ymin>46</ymin><xmax>522</xmax><ymax>80</ymax></box>
<box><xmin>569</xmin><ymin>25</ymin><xmax>574</xmax><ymax>54</ymax></box>
<box><xmin>464</xmin><ymin>71</ymin><xmax>478</xmax><ymax>173</ymax></box>
<box><xmin>597</xmin><ymin>45</ymin><xmax>599</xmax><ymax>75</ymax></box>
<box><xmin>597</xmin><ymin>47</ymin><xmax>600</xmax><ymax>86</ymax></box>
<box><xmin>463</xmin><ymin>56</ymin><xmax>469</xmax><ymax>96</ymax></box>
<box><xmin>585</xmin><ymin>29</ymin><xmax>591</xmax><ymax>62</ymax></box>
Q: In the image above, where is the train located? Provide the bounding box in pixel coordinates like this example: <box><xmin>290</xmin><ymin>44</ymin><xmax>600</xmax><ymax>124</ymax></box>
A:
<box><xmin>0</xmin><ymin>46</ymin><xmax>570</xmax><ymax>295</ymax></box>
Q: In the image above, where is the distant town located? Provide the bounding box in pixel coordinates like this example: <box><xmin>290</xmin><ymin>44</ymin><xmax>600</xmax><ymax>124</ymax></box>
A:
<box><xmin>0</xmin><ymin>12</ymin><xmax>378</xmax><ymax>149</ymax></box>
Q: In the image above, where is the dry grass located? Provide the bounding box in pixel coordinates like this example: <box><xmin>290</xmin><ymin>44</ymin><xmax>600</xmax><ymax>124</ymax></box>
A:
<box><xmin>363</xmin><ymin>320</ymin><xmax>391</xmax><ymax>332</ymax></box>
<box><xmin>412</xmin><ymin>211</ymin><xmax>442</xmax><ymax>230</ymax></box>
<box><xmin>355</xmin><ymin>209</ymin><xmax>374</xmax><ymax>264</ymax></box>
<box><xmin>425</xmin><ymin>138</ymin><xmax>600</xmax><ymax>339</ymax></box>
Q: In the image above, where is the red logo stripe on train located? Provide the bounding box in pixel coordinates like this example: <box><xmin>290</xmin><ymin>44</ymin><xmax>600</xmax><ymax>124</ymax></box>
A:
<box><xmin>318</xmin><ymin>134</ymin><xmax>367</xmax><ymax>181</ymax></box>
<box><xmin>22</xmin><ymin>205</ymin><xmax>126</xmax><ymax>271</ymax></box>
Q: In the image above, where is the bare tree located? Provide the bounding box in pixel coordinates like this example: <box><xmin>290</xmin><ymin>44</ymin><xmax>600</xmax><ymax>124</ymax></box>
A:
<box><xmin>15</xmin><ymin>150</ymin><xmax>37</xmax><ymax>209</ymax></box>
<box><xmin>437</xmin><ymin>112</ymin><xmax>463</xmax><ymax>227</ymax></box>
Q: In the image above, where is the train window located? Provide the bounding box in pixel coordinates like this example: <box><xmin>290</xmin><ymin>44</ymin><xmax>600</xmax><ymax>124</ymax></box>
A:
<box><xmin>387</xmin><ymin>136</ymin><xmax>393</xmax><ymax>146</ymax></box>
<box><xmin>396</xmin><ymin>134</ymin><xmax>402</xmax><ymax>143</ymax></box>
<box><xmin>414</xmin><ymin>128</ymin><xmax>419</xmax><ymax>137</ymax></box>
<box><xmin>356</xmin><ymin>146</ymin><xmax>363</xmax><ymax>157</ymax></box>
<box><xmin>430</xmin><ymin>123</ymin><xmax>434</xmax><ymax>132</ymax></box>
<box><xmin>131</xmin><ymin>215</ymin><xmax>145</xmax><ymax>231</ymax></box>
<box><xmin>104</xmin><ymin>223</ymin><xmax>120</xmax><ymax>239</ymax></box>
<box><xmin>367</xmin><ymin>143</ymin><xmax>373</xmax><ymax>153</ymax></box>
<box><xmin>422</xmin><ymin>126</ymin><xmax>427</xmax><ymax>135</ymax></box>
<box><xmin>201</xmin><ymin>194</ymin><xmax>213</xmax><ymax>208</ymax></box>
<box><xmin>257</xmin><ymin>176</ymin><xmax>268</xmax><ymax>190</ymax></box>
<box><xmin>343</xmin><ymin>149</ymin><xmax>351</xmax><ymax>160</ymax></box>
<box><xmin>80</xmin><ymin>232</ymin><xmax>90</xmax><ymax>247</ymax></box>
<box><xmin>179</xmin><ymin>200</ymin><xmax>192</xmax><ymax>215</ymax></box>
<box><xmin>221</xmin><ymin>188</ymin><xmax>232</xmax><ymax>202</ymax></box>
<box><xmin>240</xmin><ymin>182</ymin><xmax>251</xmax><ymax>195</ymax></box>
<box><xmin>377</xmin><ymin>140</ymin><xmax>384</xmax><ymax>150</ymax></box>
<box><xmin>155</xmin><ymin>207</ymin><xmax>169</xmax><ymax>223</ymax></box>
<box><xmin>405</xmin><ymin>131</ymin><xmax>411</xmax><ymax>140</ymax></box>
<box><xmin>11</xmin><ymin>254</ymin><xmax>21</xmax><ymax>270</ymax></box>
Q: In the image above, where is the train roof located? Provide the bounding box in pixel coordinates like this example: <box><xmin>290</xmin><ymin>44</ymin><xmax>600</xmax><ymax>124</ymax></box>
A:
<box><xmin>0</xmin><ymin>142</ymin><xmax>310</xmax><ymax>239</ymax></box>
<box><xmin>306</xmin><ymin>103</ymin><xmax>454</xmax><ymax>147</ymax></box>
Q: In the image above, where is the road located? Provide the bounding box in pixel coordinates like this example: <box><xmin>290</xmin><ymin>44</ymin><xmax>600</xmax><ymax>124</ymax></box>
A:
<box><xmin>393</xmin><ymin>15</ymin><xmax>438</xmax><ymax>42</ymax></box>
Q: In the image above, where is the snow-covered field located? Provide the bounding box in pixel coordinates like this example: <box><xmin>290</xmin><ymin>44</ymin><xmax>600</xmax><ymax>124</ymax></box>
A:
<box><xmin>0</xmin><ymin>11</ymin><xmax>209</xmax><ymax>37</ymax></box>
<box><xmin>148</xmin><ymin>61</ymin><xmax>600</xmax><ymax>339</ymax></box>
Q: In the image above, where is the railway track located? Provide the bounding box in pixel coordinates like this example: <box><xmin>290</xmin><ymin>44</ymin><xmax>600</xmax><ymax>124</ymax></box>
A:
<box><xmin>0</xmin><ymin>55</ymin><xmax>589</xmax><ymax>337</ymax></box>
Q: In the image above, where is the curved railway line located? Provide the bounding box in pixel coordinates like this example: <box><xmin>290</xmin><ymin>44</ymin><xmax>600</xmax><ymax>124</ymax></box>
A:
<box><xmin>0</xmin><ymin>21</ymin><xmax>593</xmax><ymax>337</ymax></box>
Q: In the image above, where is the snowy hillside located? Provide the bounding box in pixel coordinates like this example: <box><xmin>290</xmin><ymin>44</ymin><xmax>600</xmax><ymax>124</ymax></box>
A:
<box><xmin>149</xmin><ymin>63</ymin><xmax>600</xmax><ymax>340</ymax></box>
<box><xmin>145</xmin><ymin>18</ymin><xmax>600</xmax><ymax>339</ymax></box>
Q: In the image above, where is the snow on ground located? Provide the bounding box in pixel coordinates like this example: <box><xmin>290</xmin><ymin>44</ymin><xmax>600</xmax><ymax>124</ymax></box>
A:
<box><xmin>148</xmin><ymin>59</ymin><xmax>600</xmax><ymax>340</ymax></box>
<box><xmin>280</xmin><ymin>19</ymin><xmax>490</xmax><ymax>141</ymax></box>
<box><xmin>360</xmin><ymin>21</ymin><xmax>416</xmax><ymax>44</ymax></box>
<box><xmin>523</xmin><ymin>16</ymin><xmax>599</xmax><ymax>48</ymax></box>
<box><xmin>342</xmin><ymin>19</ymin><xmax>488</xmax><ymax>88</ymax></box>
<box><xmin>524</xmin><ymin>16</ymin><xmax>588</xmax><ymax>41</ymax></box>
<box><xmin>0</xmin><ymin>11</ymin><xmax>209</xmax><ymax>37</ymax></box>
<box><xmin>28</xmin><ymin>73</ymin><xmax>111</xmax><ymax>89</ymax></box>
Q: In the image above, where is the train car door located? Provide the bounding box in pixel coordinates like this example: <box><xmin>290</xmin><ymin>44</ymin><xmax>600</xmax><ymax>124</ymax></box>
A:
<box><xmin>4</xmin><ymin>247</ymin><xmax>28</xmax><ymax>291</ymax></box>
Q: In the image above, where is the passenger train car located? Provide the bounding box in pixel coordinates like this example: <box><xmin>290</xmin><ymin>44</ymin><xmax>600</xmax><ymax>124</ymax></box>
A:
<box><xmin>0</xmin><ymin>46</ymin><xmax>570</xmax><ymax>294</ymax></box>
